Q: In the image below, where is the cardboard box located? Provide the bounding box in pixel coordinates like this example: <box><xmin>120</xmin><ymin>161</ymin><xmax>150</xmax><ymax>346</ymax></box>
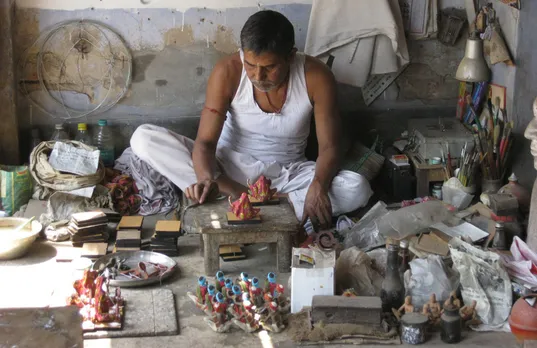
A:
<box><xmin>290</xmin><ymin>247</ymin><xmax>335</xmax><ymax>314</ymax></box>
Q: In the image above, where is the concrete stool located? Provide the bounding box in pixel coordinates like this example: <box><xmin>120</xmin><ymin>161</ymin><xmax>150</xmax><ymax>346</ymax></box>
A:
<box><xmin>184</xmin><ymin>197</ymin><xmax>297</xmax><ymax>274</ymax></box>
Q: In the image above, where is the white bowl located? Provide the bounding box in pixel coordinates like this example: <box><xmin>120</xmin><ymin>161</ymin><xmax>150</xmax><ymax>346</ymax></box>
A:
<box><xmin>0</xmin><ymin>218</ymin><xmax>43</xmax><ymax>260</ymax></box>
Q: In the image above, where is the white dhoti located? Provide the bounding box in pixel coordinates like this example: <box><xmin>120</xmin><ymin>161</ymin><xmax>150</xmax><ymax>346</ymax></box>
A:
<box><xmin>131</xmin><ymin>124</ymin><xmax>373</xmax><ymax>220</ymax></box>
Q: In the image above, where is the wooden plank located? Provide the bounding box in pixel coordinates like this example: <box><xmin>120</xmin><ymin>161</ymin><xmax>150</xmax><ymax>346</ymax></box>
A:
<box><xmin>117</xmin><ymin>216</ymin><xmax>144</xmax><ymax>230</ymax></box>
<box><xmin>0</xmin><ymin>1</ymin><xmax>19</xmax><ymax>165</ymax></box>
<box><xmin>226</xmin><ymin>212</ymin><xmax>262</xmax><ymax>225</ymax></box>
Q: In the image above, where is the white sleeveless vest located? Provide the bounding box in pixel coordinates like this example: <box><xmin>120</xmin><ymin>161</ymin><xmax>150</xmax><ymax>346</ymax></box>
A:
<box><xmin>217</xmin><ymin>51</ymin><xmax>314</xmax><ymax>164</ymax></box>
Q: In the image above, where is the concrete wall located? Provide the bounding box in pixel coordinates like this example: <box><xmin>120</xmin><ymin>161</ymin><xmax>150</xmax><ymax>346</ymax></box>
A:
<box><xmin>512</xmin><ymin>1</ymin><xmax>537</xmax><ymax>189</ymax></box>
<box><xmin>13</xmin><ymin>0</ymin><xmax>466</xmax><ymax>157</ymax></box>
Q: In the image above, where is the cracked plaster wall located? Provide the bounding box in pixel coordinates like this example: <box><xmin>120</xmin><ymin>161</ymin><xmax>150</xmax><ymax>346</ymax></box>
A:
<box><xmin>13</xmin><ymin>1</ymin><xmax>466</xmax><ymax>156</ymax></box>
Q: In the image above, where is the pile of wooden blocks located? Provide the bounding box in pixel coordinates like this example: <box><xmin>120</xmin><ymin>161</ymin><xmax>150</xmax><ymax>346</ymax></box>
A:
<box><xmin>149</xmin><ymin>220</ymin><xmax>180</xmax><ymax>257</ymax></box>
<box><xmin>114</xmin><ymin>216</ymin><xmax>143</xmax><ymax>252</ymax></box>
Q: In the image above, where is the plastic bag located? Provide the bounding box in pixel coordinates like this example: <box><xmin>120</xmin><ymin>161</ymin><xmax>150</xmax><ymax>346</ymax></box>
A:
<box><xmin>343</xmin><ymin>201</ymin><xmax>388</xmax><ymax>251</ymax></box>
<box><xmin>377</xmin><ymin>200</ymin><xmax>453</xmax><ymax>240</ymax></box>
<box><xmin>0</xmin><ymin>165</ymin><xmax>32</xmax><ymax>216</ymax></box>
<box><xmin>404</xmin><ymin>255</ymin><xmax>460</xmax><ymax>309</ymax></box>
<box><xmin>335</xmin><ymin>247</ymin><xmax>383</xmax><ymax>296</ymax></box>
<box><xmin>442</xmin><ymin>177</ymin><xmax>474</xmax><ymax>210</ymax></box>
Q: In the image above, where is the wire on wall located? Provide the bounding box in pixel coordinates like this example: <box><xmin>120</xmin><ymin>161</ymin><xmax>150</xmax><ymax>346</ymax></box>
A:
<box><xmin>20</xmin><ymin>20</ymin><xmax>132</xmax><ymax>120</ymax></box>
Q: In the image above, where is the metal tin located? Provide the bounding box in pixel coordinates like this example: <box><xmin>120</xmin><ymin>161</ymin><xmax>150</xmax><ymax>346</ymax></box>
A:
<box><xmin>401</xmin><ymin>313</ymin><xmax>429</xmax><ymax>344</ymax></box>
<box><xmin>441</xmin><ymin>305</ymin><xmax>462</xmax><ymax>343</ymax></box>
<box><xmin>432</xmin><ymin>183</ymin><xmax>443</xmax><ymax>200</ymax></box>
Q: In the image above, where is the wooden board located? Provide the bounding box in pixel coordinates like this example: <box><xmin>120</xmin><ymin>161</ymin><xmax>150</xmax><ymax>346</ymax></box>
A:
<box><xmin>221</xmin><ymin>254</ymin><xmax>246</xmax><ymax>261</ymax></box>
<box><xmin>155</xmin><ymin>220</ymin><xmax>181</xmax><ymax>232</ymax></box>
<box><xmin>219</xmin><ymin>244</ymin><xmax>242</xmax><ymax>254</ymax></box>
<box><xmin>117</xmin><ymin>229</ymin><xmax>142</xmax><ymax>241</ymax></box>
<box><xmin>250</xmin><ymin>196</ymin><xmax>281</xmax><ymax>206</ymax></box>
<box><xmin>489</xmin><ymin>84</ymin><xmax>507</xmax><ymax>110</ymax></box>
<box><xmin>226</xmin><ymin>212</ymin><xmax>262</xmax><ymax>225</ymax></box>
<box><xmin>81</xmin><ymin>242</ymin><xmax>108</xmax><ymax>258</ymax></box>
<box><xmin>219</xmin><ymin>244</ymin><xmax>246</xmax><ymax>261</ymax></box>
<box><xmin>117</xmin><ymin>216</ymin><xmax>144</xmax><ymax>230</ymax></box>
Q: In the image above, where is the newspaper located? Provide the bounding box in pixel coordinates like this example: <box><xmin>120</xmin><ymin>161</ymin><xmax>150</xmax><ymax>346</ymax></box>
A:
<box><xmin>449</xmin><ymin>238</ymin><xmax>512</xmax><ymax>332</ymax></box>
<box><xmin>48</xmin><ymin>142</ymin><xmax>100</xmax><ymax>176</ymax></box>
<box><xmin>61</xmin><ymin>186</ymin><xmax>96</xmax><ymax>199</ymax></box>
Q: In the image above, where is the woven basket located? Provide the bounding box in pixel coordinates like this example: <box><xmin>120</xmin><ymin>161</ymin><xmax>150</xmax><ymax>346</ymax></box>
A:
<box><xmin>341</xmin><ymin>142</ymin><xmax>385</xmax><ymax>181</ymax></box>
<box><xmin>29</xmin><ymin>140</ymin><xmax>105</xmax><ymax>192</ymax></box>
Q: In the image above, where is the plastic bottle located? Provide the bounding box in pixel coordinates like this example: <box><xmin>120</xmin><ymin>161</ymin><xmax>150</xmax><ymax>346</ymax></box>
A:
<box><xmin>93</xmin><ymin>119</ymin><xmax>115</xmax><ymax>166</ymax></box>
<box><xmin>51</xmin><ymin>124</ymin><xmax>70</xmax><ymax>141</ymax></box>
<box><xmin>74</xmin><ymin>123</ymin><xmax>92</xmax><ymax>145</ymax></box>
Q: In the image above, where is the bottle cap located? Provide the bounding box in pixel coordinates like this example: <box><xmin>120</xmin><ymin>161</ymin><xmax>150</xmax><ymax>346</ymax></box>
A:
<box><xmin>508</xmin><ymin>173</ymin><xmax>518</xmax><ymax>182</ymax></box>
<box><xmin>98</xmin><ymin>119</ymin><xmax>107</xmax><ymax>126</ymax></box>
<box><xmin>55</xmin><ymin>124</ymin><xmax>64</xmax><ymax>129</ymax></box>
<box><xmin>400</xmin><ymin>239</ymin><xmax>409</xmax><ymax>249</ymax></box>
<box><xmin>77</xmin><ymin>123</ymin><xmax>87</xmax><ymax>131</ymax></box>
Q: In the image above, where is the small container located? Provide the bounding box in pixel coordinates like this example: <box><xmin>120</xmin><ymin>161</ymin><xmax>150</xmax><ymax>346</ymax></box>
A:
<box><xmin>401</xmin><ymin>312</ymin><xmax>429</xmax><ymax>344</ymax></box>
<box><xmin>429</xmin><ymin>157</ymin><xmax>442</xmax><ymax>165</ymax></box>
<box><xmin>482</xmin><ymin>178</ymin><xmax>502</xmax><ymax>194</ymax></box>
<box><xmin>71</xmin><ymin>257</ymin><xmax>93</xmax><ymax>281</ymax></box>
<box><xmin>499</xmin><ymin>173</ymin><xmax>530</xmax><ymax>213</ymax></box>
<box><xmin>492</xmin><ymin>222</ymin><xmax>507</xmax><ymax>250</ymax></box>
<box><xmin>441</xmin><ymin>304</ymin><xmax>462</xmax><ymax>343</ymax></box>
<box><xmin>432</xmin><ymin>183</ymin><xmax>443</xmax><ymax>200</ymax></box>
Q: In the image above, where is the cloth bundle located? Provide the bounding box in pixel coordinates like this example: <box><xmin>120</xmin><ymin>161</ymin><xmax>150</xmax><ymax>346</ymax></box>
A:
<box><xmin>114</xmin><ymin>148</ymin><xmax>179</xmax><ymax>215</ymax></box>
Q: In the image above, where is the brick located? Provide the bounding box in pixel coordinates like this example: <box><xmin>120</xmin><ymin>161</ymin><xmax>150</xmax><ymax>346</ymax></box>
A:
<box><xmin>311</xmin><ymin>295</ymin><xmax>382</xmax><ymax>326</ymax></box>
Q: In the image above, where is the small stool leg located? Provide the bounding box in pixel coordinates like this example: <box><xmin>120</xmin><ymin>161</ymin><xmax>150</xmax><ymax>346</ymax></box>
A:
<box><xmin>276</xmin><ymin>232</ymin><xmax>292</xmax><ymax>273</ymax></box>
<box><xmin>203</xmin><ymin>234</ymin><xmax>220</xmax><ymax>275</ymax></box>
<box><xmin>199</xmin><ymin>234</ymin><xmax>204</xmax><ymax>257</ymax></box>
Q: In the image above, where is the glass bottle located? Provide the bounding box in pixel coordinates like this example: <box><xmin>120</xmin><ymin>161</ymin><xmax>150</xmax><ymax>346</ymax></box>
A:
<box><xmin>380</xmin><ymin>243</ymin><xmax>405</xmax><ymax>312</ymax></box>
<box><xmin>399</xmin><ymin>239</ymin><xmax>410</xmax><ymax>282</ymax></box>
<box><xmin>74</xmin><ymin>123</ymin><xmax>92</xmax><ymax>145</ymax></box>
<box><xmin>51</xmin><ymin>124</ymin><xmax>70</xmax><ymax>141</ymax></box>
<box><xmin>93</xmin><ymin>119</ymin><xmax>115</xmax><ymax>167</ymax></box>
<box><xmin>493</xmin><ymin>222</ymin><xmax>507</xmax><ymax>250</ymax></box>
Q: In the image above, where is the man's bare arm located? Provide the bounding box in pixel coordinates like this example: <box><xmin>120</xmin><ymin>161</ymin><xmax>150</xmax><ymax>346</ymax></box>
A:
<box><xmin>308</xmin><ymin>58</ymin><xmax>341</xmax><ymax>191</ymax></box>
<box><xmin>190</xmin><ymin>57</ymin><xmax>238</xmax><ymax>202</ymax></box>
<box><xmin>301</xmin><ymin>57</ymin><xmax>341</xmax><ymax>227</ymax></box>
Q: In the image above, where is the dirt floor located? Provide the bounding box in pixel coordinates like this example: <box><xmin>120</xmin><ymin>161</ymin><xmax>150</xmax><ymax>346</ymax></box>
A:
<box><xmin>0</xmin><ymin>215</ymin><xmax>522</xmax><ymax>348</ymax></box>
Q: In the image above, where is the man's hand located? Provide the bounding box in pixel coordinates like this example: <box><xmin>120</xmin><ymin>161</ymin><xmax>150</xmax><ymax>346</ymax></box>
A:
<box><xmin>300</xmin><ymin>178</ymin><xmax>332</xmax><ymax>230</ymax></box>
<box><xmin>185</xmin><ymin>179</ymin><xmax>219</xmax><ymax>204</ymax></box>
